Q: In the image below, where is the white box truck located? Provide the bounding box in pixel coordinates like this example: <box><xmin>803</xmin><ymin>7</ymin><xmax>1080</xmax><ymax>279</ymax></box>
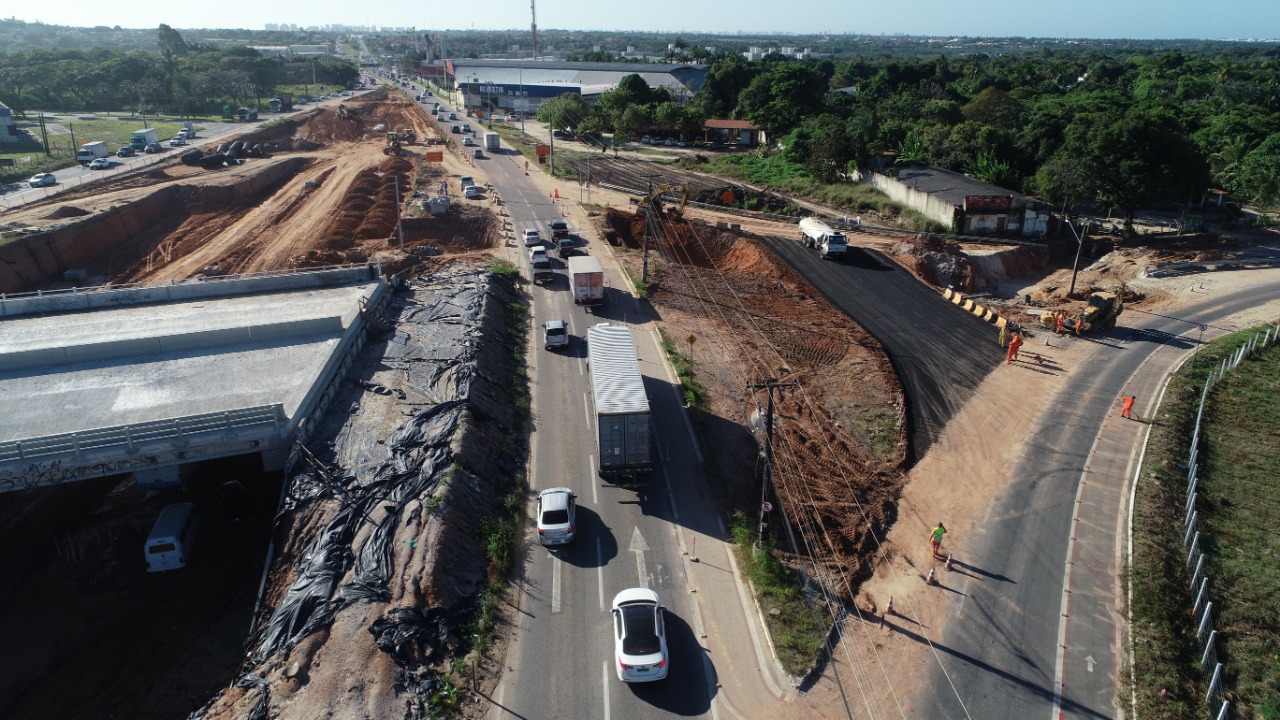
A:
<box><xmin>569</xmin><ymin>256</ymin><xmax>605</xmax><ymax>305</ymax></box>
<box><xmin>799</xmin><ymin>217</ymin><xmax>848</xmax><ymax>259</ymax></box>
<box><xmin>130</xmin><ymin>128</ymin><xmax>159</xmax><ymax>150</ymax></box>
<box><xmin>75</xmin><ymin>140</ymin><xmax>109</xmax><ymax>164</ymax></box>
<box><xmin>587</xmin><ymin>323</ymin><xmax>651</xmax><ymax>481</ymax></box>
<box><xmin>144</xmin><ymin>502</ymin><xmax>200</xmax><ymax>572</ymax></box>
<box><xmin>483</xmin><ymin>131</ymin><xmax>500</xmax><ymax>152</ymax></box>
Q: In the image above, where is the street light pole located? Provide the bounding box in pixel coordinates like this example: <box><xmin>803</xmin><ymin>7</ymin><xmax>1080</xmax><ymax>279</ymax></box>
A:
<box><xmin>1068</xmin><ymin>218</ymin><xmax>1087</xmax><ymax>297</ymax></box>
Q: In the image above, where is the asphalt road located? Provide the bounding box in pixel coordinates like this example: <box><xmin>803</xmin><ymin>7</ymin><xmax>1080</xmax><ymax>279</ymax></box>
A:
<box><xmin>911</xmin><ymin>280</ymin><xmax>1280</xmax><ymax>719</ymax></box>
<box><xmin>759</xmin><ymin>237</ymin><xmax>1002</xmax><ymax>463</ymax></box>
<box><xmin>479</xmin><ymin>139</ymin><xmax>720</xmax><ymax>719</ymax></box>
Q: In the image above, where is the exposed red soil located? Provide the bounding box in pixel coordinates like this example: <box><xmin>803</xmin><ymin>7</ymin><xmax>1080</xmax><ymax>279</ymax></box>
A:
<box><xmin>604</xmin><ymin>207</ymin><xmax>906</xmax><ymax>593</ymax></box>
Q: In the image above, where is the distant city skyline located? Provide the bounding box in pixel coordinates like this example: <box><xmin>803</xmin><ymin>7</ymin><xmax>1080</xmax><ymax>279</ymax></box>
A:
<box><xmin>7</xmin><ymin>0</ymin><xmax>1280</xmax><ymax>41</ymax></box>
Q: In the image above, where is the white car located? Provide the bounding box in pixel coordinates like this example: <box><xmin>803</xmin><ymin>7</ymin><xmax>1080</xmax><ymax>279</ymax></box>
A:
<box><xmin>169</xmin><ymin>137</ymin><xmax>186</xmax><ymax>146</ymax></box>
<box><xmin>529</xmin><ymin>246</ymin><xmax>549</xmax><ymax>266</ymax></box>
<box><xmin>27</xmin><ymin>173</ymin><xmax>55</xmax><ymax>187</ymax></box>
<box><xmin>463</xmin><ymin>137</ymin><xmax>475</xmax><ymax>146</ymax></box>
<box><xmin>611</xmin><ymin>588</ymin><xmax>669</xmax><ymax>682</ymax></box>
<box><xmin>88</xmin><ymin>158</ymin><xmax>111</xmax><ymax>170</ymax></box>
<box><xmin>536</xmin><ymin>487</ymin><xmax>576</xmax><ymax>544</ymax></box>
<box><xmin>464</xmin><ymin>185</ymin><xmax>481</xmax><ymax>199</ymax></box>
<box><xmin>543</xmin><ymin>320</ymin><xmax>568</xmax><ymax>350</ymax></box>
<box><xmin>522</xmin><ymin>229</ymin><xmax>542</xmax><ymax>246</ymax></box>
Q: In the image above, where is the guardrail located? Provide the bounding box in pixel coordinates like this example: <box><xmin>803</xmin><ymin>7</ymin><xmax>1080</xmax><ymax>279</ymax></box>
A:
<box><xmin>0</xmin><ymin>404</ymin><xmax>285</xmax><ymax>465</ymax></box>
<box><xmin>1181</xmin><ymin>324</ymin><xmax>1279</xmax><ymax>720</ymax></box>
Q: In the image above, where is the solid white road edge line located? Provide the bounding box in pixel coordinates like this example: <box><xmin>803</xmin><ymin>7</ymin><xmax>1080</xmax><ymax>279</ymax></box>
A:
<box><xmin>552</xmin><ymin>553</ymin><xmax>562</xmax><ymax>614</ymax></box>
<box><xmin>1051</xmin><ymin>416</ymin><xmax>1107</xmax><ymax>719</ymax></box>
<box><xmin>597</xmin><ymin>538</ymin><xmax>605</xmax><ymax>609</ymax></box>
<box><xmin>602</xmin><ymin>661</ymin><xmax>611</xmax><ymax>720</ymax></box>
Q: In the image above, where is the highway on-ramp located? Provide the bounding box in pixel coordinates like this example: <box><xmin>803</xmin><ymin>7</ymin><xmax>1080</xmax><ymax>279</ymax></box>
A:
<box><xmin>758</xmin><ymin>236</ymin><xmax>1002</xmax><ymax>462</ymax></box>
<box><xmin>908</xmin><ymin>281</ymin><xmax>1280</xmax><ymax>719</ymax></box>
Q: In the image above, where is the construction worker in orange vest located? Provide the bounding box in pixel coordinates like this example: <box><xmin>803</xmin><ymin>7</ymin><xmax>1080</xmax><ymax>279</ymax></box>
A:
<box><xmin>1006</xmin><ymin>331</ymin><xmax>1023</xmax><ymax>364</ymax></box>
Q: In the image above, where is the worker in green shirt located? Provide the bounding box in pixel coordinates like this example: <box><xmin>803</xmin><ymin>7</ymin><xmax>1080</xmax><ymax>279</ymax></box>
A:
<box><xmin>930</xmin><ymin>522</ymin><xmax>947</xmax><ymax>557</ymax></box>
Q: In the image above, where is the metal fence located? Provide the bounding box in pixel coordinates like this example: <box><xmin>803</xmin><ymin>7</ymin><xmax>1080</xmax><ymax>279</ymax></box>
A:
<box><xmin>1183</xmin><ymin>324</ymin><xmax>1278</xmax><ymax>720</ymax></box>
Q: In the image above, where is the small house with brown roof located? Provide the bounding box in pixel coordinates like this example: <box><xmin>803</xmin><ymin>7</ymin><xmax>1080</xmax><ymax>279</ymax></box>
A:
<box><xmin>702</xmin><ymin>119</ymin><xmax>762</xmax><ymax>147</ymax></box>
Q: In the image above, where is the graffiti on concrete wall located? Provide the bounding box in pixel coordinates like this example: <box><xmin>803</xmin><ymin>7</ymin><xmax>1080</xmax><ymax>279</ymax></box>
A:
<box><xmin>0</xmin><ymin>455</ymin><xmax>160</xmax><ymax>492</ymax></box>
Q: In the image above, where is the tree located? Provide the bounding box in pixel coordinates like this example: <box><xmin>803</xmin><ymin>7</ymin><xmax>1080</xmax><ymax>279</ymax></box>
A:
<box><xmin>1237</xmin><ymin>133</ymin><xmax>1280</xmax><ymax>206</ymax></box>
<box><xmin>960</xmin><ymin>86</ymin><xmax>1023</xmax><ymax>130</ymax></box>
<box><xmin>1050</xmin><ymin>107</ymin><xmax>1210</xmax><ymax>221</ymax></box>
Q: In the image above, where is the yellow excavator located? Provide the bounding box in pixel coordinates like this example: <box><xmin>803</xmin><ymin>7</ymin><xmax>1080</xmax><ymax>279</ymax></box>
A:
<box><xmin>632</xmin><ymin>183</ymin><xmax>688</xmax><ymax>216</ymax></box>
<box><xmin>383</xmin><ymin>131</ymin><xmax>402</xmax><ymax>156</ymax></box>
<box><xmin>1038</xmin><ymin>285</ymin><xmax>1124</xmax><ymax>333</ymax></box>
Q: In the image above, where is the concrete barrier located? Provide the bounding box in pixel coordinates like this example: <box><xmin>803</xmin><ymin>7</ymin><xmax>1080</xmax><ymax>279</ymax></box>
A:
<box><xmin>0</xmin><ymin>316</ymin><xmax>345</xmax><ymax>372</ymax></box>
<box><xmin>1</xmin><ymin>265</ymin><xmax>381</xmax><ymax>318</ymax></box>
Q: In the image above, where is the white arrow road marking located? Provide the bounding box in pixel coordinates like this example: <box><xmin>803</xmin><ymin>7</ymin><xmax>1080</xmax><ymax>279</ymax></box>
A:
<box><xmin>1085</xmin><ymin>655</ymin><xmax>1095</xmax><ymax>672</ymax></box>
<box><xmin>630</xmin><ymin>526</ymin><xmax>650</xmax><ymax>588</ymax></box>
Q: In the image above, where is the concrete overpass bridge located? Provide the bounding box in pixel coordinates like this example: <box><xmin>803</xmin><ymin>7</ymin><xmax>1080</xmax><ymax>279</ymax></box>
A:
<box><xmin>0</xmin><ymin>265</ymin><xmax>390</xmax><ymax>493</ymax></box>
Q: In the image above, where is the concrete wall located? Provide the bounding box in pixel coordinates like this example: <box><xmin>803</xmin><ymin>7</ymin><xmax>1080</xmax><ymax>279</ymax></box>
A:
<box><xmin>859</xmin><ymin>171</ymin><xmax>959</xmax><ymax>229</ymax></box>
<box><xmin>0</xmin><ymin>265</ymin><xmax>381</xmax><ymax>317</ymax></box>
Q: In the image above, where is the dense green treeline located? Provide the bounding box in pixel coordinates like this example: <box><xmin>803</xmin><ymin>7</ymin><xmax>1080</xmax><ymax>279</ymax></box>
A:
<box><xmin>539</xmin><ymin>46</ymin><xmax>1280</xmax><ymax>214</ymax></box>
<box><xmin>0</xmin><ymin>25</ymin><xmax>358</xmax><ymax>117</ymax></box>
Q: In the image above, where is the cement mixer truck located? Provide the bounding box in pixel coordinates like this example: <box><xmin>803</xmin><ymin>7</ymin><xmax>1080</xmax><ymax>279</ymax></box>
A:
<box><xmin>799</xmin><ymin>217</ymin><xmax>848</xmax><ymax>260</ymax></box>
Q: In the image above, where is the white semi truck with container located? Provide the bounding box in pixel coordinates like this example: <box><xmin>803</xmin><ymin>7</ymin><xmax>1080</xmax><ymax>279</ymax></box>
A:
<box><xmin>75</xmin><ymin>141</ymin><xmax>110</xmax><ymax>164</ymax></box>
<box><xmin>799</xmin><ymin>217</ymin><xmax>848</xmax><ymax>259</ymax></box>
<box><xmin>568</xmin><ymin>256</ymin><xmax>605</xmax><ymax>306</ymax></box>
<box><xmin>587</xmin><ymin>323</ymin><xmax>651</xmax><ymax>481</ymax></box>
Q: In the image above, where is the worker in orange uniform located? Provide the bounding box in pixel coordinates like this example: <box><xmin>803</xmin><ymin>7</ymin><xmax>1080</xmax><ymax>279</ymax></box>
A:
<box><xmin>1006</xmin><ymin>331</ymin><xmax>1023</xmax><ymax>364</ymax></box>
<box><xmin>1075</xmin><ymin>315</ymin><xmax>1085</xmax><ymax>335</ymax></box>
<box><xmin>1055</xmin><ymin>311</ymin><xmax>1065</xmax><ymax>335</ymax></box>
<box><xmin>1121</xmin><ymin>395</ymin><xmax>1136</xmax><ymax>420</ymax></box>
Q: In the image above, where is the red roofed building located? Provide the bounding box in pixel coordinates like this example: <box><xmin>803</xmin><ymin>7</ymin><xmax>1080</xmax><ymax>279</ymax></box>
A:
<box><xmin>702</xmin><ymin>119</ymin><xmax>762</xmax><ymax>147</ymax></box>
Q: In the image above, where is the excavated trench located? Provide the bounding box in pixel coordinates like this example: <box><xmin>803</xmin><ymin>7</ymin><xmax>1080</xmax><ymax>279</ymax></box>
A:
<box><xmin>0</xmin><ymin>157</ymin><xmax>312</xmax><ymax>292</ymax></box>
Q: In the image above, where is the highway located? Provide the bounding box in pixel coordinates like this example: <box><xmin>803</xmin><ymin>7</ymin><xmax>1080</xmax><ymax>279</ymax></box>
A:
<box><xmin>475</xmin><ymin>133</ymin><xmax>725</xmax><ymax>718</ymax></box>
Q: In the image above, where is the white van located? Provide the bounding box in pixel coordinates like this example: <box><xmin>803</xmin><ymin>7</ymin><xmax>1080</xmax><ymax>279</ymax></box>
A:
<box><xmin>144</xmin><ymin>502</ymin><xmax>200</xmax><ymax>572</ymax></box>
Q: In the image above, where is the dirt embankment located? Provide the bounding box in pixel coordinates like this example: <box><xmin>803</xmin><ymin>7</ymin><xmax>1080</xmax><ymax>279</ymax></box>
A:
<box><xmin>195</xmin><ymin>269</ymin><xmax>524</xmax><ymax>719</ymax></box>
<box><xmin>605</xmin><ymin>207</ymin><xmax>906</xmax><ymax>593</ymax></box>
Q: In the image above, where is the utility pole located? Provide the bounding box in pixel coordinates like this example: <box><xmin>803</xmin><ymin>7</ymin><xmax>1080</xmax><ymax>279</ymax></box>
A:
<box><xmin>394</xmin><ymin>175</ymin><xmax>405</xmax><ymax>251</ymax></box>
<box><xmin>641</xmin><ymin>174</ymin><xmax>661</xmax><ymax>283</ymax></box>
<box><xmin>748</xmin><ymin>380</ymin><xmax>799</xmax><ymax>548</ymax></box>
<box><xmin>37</xmin><ymin>112</ymin><xmax>50</xmax><ymax>157</ymax></box>
<box><xmin>548</xmin><ymin>104</ymin><xmax>555</xmax><ymax>175</ymax></box>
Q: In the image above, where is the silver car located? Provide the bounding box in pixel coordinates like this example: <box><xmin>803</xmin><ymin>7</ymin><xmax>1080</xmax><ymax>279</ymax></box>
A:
<box><xmin>536</xmin><ymin>487</ymin><xmax>576</xmax><ymax>545</ymax></box>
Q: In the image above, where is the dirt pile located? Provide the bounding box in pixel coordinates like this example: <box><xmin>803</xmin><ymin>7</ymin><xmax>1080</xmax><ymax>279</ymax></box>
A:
<box><xmin>892</xmin><ymin>234</ymin><xmax>977</xmax><ymax>290</ymax></box>
<box><xmin>605</xmin><ymin>207</ymin><xmax>905</xmax><ymax>597</ymax></box>
<box><xmin>42</xmin><ymin>205</ymin><xmax>90</xmax><ymax>219</ymax></box>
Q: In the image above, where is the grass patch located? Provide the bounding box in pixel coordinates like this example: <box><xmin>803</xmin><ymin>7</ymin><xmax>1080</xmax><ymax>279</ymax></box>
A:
<box><xmin>699</xmin><ymin>153</ymin><xmax>947</xmax><ymax>232</ymax></box>
<box><xmin>1129</xmin><ymin>326</ymin><xmax>1280</xmax><ymax>719</ymax></box>
<box><xmin>730</xmin><ymin>514</ymin><xmax>831</xmax><ymax>676</ymax></box>
<box><xmin>486</xmin><ymin>259</ymin><xmax>520</xmax><ymax>279</ymax></box>
<box><xmin>657</xmin><ymin>329</ymin><xmax>708</xmax><ymax>413</ymax></box>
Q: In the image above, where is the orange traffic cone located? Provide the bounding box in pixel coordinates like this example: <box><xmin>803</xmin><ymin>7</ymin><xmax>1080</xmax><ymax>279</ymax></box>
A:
<box><xmin>926</xmin><ymin>568</ymin><xmax>937</xmax><ymax>585</ymax></box>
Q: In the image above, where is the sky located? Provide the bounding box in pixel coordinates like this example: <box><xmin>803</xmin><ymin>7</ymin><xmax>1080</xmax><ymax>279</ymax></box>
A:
<box><xmin>9</xmin><ymin>0</ymin><xmax>1280</xmax><ymax>41</ymax></box>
